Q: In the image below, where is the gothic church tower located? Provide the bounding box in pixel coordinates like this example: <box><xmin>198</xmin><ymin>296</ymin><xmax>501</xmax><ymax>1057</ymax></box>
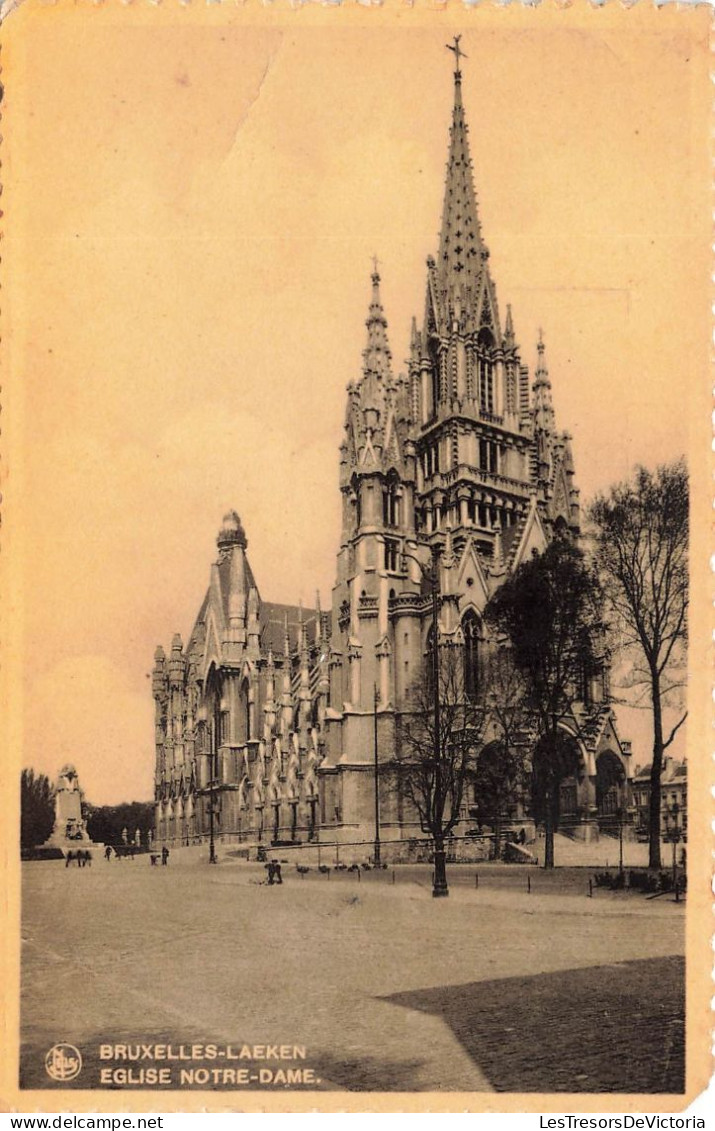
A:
<box><xmin>321</xmin><ymin>39</ymin><xmax>602</xmax><ymax>844</ymax></box>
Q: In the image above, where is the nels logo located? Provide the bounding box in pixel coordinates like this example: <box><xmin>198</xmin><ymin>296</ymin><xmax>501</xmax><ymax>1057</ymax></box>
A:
<box><xmin>45</xmin><ymin>1044</ymin><xmax>82</xmax><ymax>1082</ymax></box>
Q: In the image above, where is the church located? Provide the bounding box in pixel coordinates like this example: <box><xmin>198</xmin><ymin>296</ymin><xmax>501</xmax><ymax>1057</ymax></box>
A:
<box><xmin>152</xmin><ymin>45</ymin><xmax>631</xmax><ymax>854</ymax></box>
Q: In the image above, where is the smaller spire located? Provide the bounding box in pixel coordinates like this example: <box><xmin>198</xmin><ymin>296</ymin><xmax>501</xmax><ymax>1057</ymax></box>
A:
<box><xmin>362</xmin><ymin>263</ymin><xmax>392</xmax><ymax>382</ymax></box>
<box><xmin>504</xmin><ymin>304</ymin><xmax>515</xmax><ymax>348</ymax></box>
<box><xmin>410</xmin><ymin>316</ymin><xmax>419</xmax><ymax>360</ymax></box>
<box><xmin>299</xmin><ymin>602</ymin><xmax>309</xmax><ymax>660</ymax></box>
<box><xmin>532</xmin><ymin>328</ymin><xmax>555</xmax><ymax>435</ymax></box>
<box><xmin>534</xmin><ymin>328</ymin><xmax>549</xmax><ymax>384</ymax></box>
<box><xmin>284</xmin><ymin>612</ymin><xmax>291</xmax><ymax>658</ymax></box>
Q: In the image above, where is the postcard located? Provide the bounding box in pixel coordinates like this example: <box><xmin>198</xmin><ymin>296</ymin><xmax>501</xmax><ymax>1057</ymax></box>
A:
<box><xmin>1</xmin><ymin>0</ymin><xmax>711</xmax><ymax>1114</ymax></box>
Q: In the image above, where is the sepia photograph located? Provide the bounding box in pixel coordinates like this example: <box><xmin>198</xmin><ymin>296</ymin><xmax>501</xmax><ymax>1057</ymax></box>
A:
<box><xmin>2</xmin><ymin>1</ymin><xmax>711</xmax><ymax>1111</ymax></box>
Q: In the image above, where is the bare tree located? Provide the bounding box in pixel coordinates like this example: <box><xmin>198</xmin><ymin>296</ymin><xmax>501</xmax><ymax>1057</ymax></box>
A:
<box><xmin>388</xmin><ymin>645</ymin><xmax>488</xmax><ymax>896</ymax></box>
<box><xmin>589</xmin><ymin>459</ymin><xmax>688</xmax><ymax>869</ymax></box>
<box><xmin>473</xmin><ymin>649</ymin><xmax>532</xmax><ymax>859</ymax></box>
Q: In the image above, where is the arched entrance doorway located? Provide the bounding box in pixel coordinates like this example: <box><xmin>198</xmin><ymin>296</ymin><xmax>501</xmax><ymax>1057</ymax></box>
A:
<box><xmin>596</xmin><ymin>750</ymin><xmax>626</xmax><ymax>832</ymax></box>
<box><xmin>531</xmin><ymin>732</ymin><xmax>585</xmax><ymax>839</ymax></box>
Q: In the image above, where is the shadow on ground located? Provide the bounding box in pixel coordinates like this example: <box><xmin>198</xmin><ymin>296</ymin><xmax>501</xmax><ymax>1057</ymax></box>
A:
<box><xmin>383</xmin><ymin>955</ymin><xmax>685</xmax><ymax>1093</ymax></box>
<box><xmin>308</xmin><ymin>1052</ymin><xmax>428</xmax><ymax>1092</ymax></box>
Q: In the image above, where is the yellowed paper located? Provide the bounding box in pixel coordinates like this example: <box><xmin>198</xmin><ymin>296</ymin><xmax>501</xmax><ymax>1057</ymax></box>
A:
<box><xmin>1</xmin><ymin>0</ymin><xmax>711</xmax><ymax>1113</ymax></box>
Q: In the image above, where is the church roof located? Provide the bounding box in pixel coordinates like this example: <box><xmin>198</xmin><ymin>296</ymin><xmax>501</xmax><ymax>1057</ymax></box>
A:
<box><xmin>260</xmin><ymin>602</ymin><xmax>320</xmax><ymax>657</ymax></box>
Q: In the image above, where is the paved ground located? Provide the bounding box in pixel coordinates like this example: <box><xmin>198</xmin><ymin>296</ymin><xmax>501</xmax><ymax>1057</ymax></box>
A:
<box><xmin>20</xmin><ymin>858</ymin><xmax>685</xmax><ymax>1095</ymax></box>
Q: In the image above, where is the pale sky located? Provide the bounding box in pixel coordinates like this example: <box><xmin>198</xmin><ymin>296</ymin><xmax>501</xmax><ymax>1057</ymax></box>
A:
<box><xmin>7</xmin><ymin>7</ymin><xmax>707</xmax><ymax>804</ymax></box>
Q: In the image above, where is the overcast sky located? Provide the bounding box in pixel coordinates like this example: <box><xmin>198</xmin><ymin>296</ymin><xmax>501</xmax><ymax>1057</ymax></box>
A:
<box><xmin>9</xmin><ymin>11</ymin><xmax>706</xmax><ymax>804</ymax></box>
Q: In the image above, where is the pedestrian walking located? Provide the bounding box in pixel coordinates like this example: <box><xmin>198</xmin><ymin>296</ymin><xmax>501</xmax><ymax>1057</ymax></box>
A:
<box><xmin>161</xmin><ymin>846</ymin><xmax>169</xmax><ymax>866</ymax></box>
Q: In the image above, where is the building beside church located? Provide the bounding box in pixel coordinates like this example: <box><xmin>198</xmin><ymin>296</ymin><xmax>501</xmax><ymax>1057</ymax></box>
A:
<box><xmin>152</xmin><ymin>49</ymin><xmax>631</xmax><ymax>853</ymax></box>
<box><xmin>632</xmin><ymin>757</ymin><xmax>687</xmax><ymax>843</ymax></box>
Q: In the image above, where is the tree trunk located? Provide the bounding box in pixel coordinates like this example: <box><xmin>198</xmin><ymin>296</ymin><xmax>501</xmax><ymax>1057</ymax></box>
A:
<box><xmin>648</xmin><ymin>673</ymin><xmax>664</xmax><ymax>871</ymax></box>
<box><xmin>432</xmin><ymin>833</ymin><xmax>449</xmax><ymax>897</ymax></box>
<box><xmin>543</xmin><ymin>788</ymin><xmax>555</xmax><ymax>869</ymax></box>
<box><xmin>494</xmin><ymin>813</ymin><xmax>502</xmax><ymax>862</ymax></box>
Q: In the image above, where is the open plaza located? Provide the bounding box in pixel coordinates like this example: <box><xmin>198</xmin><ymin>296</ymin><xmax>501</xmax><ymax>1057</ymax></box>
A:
<box><xmin>21</xmin><ymin>853</ymin><xmax>685</xmax><ymax>1095</ymax></box>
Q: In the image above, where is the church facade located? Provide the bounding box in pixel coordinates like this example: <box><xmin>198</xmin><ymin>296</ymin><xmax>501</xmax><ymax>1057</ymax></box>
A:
<box><xmin>152</xmin><ymin>51</ymin><xmax>631</xmax><ymax>853</ymax></box>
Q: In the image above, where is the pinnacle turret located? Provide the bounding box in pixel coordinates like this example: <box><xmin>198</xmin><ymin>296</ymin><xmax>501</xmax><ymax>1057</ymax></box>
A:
<box><xmin>504</xmin><ymin>304</ymin><xmax>515</xmax><ymax>349</ymax></box>
<box><xmin>533</xmin><ymin>330</ymin><xmax>555</xmax><ymax>435</ymax></box>
<box><xmin>217</xmin><ymin>510</ymin><xmax>247</xmax><ymax>552</ymax></box>
<box><xmin>362</xmin><ymin>264</ymin><xmax>392</xmax><ymax>385</ymax></box>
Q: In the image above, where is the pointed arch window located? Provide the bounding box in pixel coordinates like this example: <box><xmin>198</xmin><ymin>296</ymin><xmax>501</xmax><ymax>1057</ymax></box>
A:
<box><xmin>463</xmin><ymin>611</ymin><xmax>482</xmax><ymax>702</ymax></box>
<box><xmin>382</xmin><ymin>480</ymin><xmax>399</xmax><ymax>528</ymax></box>
<box><xmin>242</xmin><ymin>679</ymin><xmax>251</xmax><ymax>742</ymax></box>
<box><xmin>477</xmin><ymin>329</ymin><xmax>495</xmax><ymax>416</ymax></box>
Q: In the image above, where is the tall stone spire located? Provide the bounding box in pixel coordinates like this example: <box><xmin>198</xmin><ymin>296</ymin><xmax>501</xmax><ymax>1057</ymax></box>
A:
<box><xmin>437</xmin><ymin>37</ymin><xmax>484</xmax><ymax>300</ymax></box>
<box><xmin>362</xmin><ymin>261</ymin><xmax>392</xmax><ymax>384</ymax></box>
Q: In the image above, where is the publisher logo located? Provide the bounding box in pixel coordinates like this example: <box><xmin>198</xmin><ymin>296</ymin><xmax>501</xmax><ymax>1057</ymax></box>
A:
<box><xmin>45</xmin><ymin>1043</ymin><xmax>82</xmax><ymax>1082</ymax></box>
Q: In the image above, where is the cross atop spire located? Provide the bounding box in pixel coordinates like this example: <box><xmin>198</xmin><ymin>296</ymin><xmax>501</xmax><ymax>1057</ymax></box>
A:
<box><xmin>446</xmin><ymin>35</ymin><xmax>468</xmax><ymax>81</ymax></box>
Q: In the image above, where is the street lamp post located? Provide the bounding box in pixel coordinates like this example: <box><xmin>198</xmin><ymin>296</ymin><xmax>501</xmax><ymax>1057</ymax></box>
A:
<box><xmin>208</xmin><ymin>702</ymin><xmax>219</xmax><ymax>865</ymax></box>
<box><xmin>373</xmin><ymin>683</ymin><xmax>381</xmax><ymax>865</ymax></box>
<box><xmin>428</xmin><ymin>543</ymin><xmax>448</xmax><ymax>899</ymax></box>
<box><xmin>617</xmin><ymin>805</ymin><xmax>624</xmax><ymax>877</ymax></box>
<box><xmin>668</xmin><ymin>802</ymin><xmax>680</xmax><ymax>888</ymax></box>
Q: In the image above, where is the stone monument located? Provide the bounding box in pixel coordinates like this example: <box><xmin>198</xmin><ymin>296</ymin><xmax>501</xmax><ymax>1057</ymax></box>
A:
<box><xmin>43</xmin><ymin>764</ymin><xmax>102</xmax><ymax>853</ymax></box>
